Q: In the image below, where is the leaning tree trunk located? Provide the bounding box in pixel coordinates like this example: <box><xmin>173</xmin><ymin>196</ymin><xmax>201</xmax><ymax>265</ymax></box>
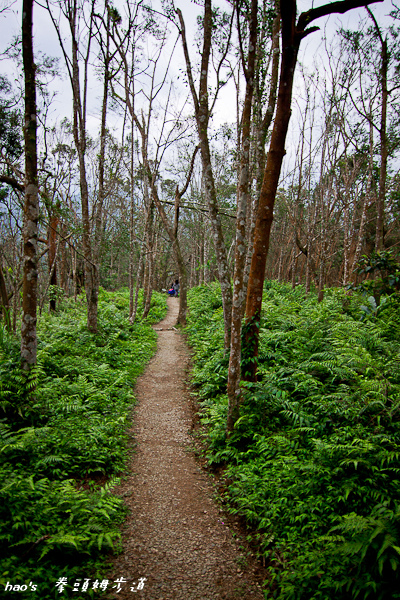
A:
<box><xmin>243</xmin><ymin>0</ymin><xmax>381</xmax><ymax>383</ymax></box>
<box><xmin>21</xmin><ymin>0</ymin><xmax>39</xmax><ymax>371</ymax></box>
<box><xmin>243</xmin><ymin>0</ymin><xmax>299</xmax><ymax>381</ymax></box>
<box><xmin>46</xmin><ymin>0</ymin><xmax>98</xmax><ymax>330</ymax></box>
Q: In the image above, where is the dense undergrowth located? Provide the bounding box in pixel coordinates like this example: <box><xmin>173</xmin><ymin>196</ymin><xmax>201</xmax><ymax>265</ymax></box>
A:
<box><xmin>186</xmin><ymin>281</ymin><xmax>400</xmax><ymax>600</ymax></box>
<box><xmin>0</xmin><ymin>289</ymin><xmax>166</xmax><ymax>599</ymax></box>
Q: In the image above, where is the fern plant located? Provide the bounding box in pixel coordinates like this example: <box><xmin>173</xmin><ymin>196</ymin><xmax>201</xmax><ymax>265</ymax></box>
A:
<box><xmin>186</xmin><ymin>281</ymin><xmax>400</xmax><ymax>599</ymax></box>
<box><xmin>0</xmin><ymin>288</ymin><xmax>167</xmax><ymax>597</ymax></box>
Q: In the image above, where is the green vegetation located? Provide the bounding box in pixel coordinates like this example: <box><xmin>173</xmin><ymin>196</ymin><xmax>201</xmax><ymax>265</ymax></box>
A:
<box><xmin>0</xmin><ymin>289</ymin><xmax>166</xmax><ymax>599</ymax></box>
<box><xmin>186</xmin><ymin>281</ymin><xmax>400</xmax><ymax>600</ymax></box>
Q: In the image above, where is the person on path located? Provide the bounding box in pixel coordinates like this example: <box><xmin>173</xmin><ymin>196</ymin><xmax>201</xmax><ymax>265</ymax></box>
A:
<box><xmin>173</xmin><ymin>279</ymin><xmax>179</xmax><ymax>297</ymax></box>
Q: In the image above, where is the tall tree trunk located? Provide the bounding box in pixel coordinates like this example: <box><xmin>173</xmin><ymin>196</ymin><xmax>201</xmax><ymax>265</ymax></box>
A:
<box><xmin>21</xmin><ymin>0</ymin><xmax>38</xmax><ymax>371</ymax></box>
<box><xmin>47</xmin><ymin>0</ymin><xmax>98</xmax><ymax>331</ymax></box>
<box><xmin>367</xmin><ymin>9</ymin><xmax>387</xmax><ymax>253</ymax></box>
<box><xmin>177</xmin><ymin>1</ymin><xmax>233</xmax><ymax>349</ymax></box>
<box><xmin>41</xmin><ymin>234</ymin><xmax>60</xmax><ymax>315</ymax></box>
<box><xmin>243</xmin><ymin>0</ymin><xmax>299</xmax><ymax>381</ymax></box>
<box><xmin>305</xmin><ymin>213</ymin><xmax>315</xmax><ymax>294</ymax></box>
<box><xmin>352</xmin><ymin>193</ymin><xmax>369</xmax><ymax>277</ymax></box>
<box><xmin>227</xmin><ymin>0</ymin><xmax>258</xmax><ymax>433</ymax></box>
<box><xmin>352</xmin><ymin>118</ymin><xmax>375</xmax><ymax>275</ymax></box>
<box><xmin>70</xmin><ymin>3</ymin><xmax>97</xmax><ymax>332</ymax></box>
<box><xmin>59</xmin><ymin>222</ymin><xmax>68</xmax><ymax>294</ymax></box>
<box><xmin>200</xmin><ymin>136</ymin><xmax>232</xmax><ymax>348</ymax></box>
<box><xmin>243</xmin><ymin>0</ymin><xmax>382</xmax><ymax>383</ymax></box>
<box><xmin>375</xmin><ymin>38</ymin><xmax>387</xmax><ymax>252</ymax></box>
<box><xmin>142</xmin><ymin>262</ymin><xmax>153</xmax><ymax>319</ymax></box>
<box><xmin>93</xmin><ymin>3</ymin><xmax>115</xmax><ymax>316</ymax></box>
<box><xmin>48</xmin><ymin>212</ymin><xmax>59</xmax><ymax>311</ymax></box>
<box><xmin>245</xmin><ymin>2</ymin><xmax>280</xmax><ymax>287</ymax></box>
<box><xmin>142</xmin><ymin>201</ymin><xmax>154</xmax><ymax>320</ymax></box>
<box><xmin>151</xmin><ymin>184</ymin><xmax>189</xmax><ymax>325</ymax></box>
<box><xmin>199</xmin><ymin>223</ymin><xmax>205</xmax><ymax>285</ymax></box>
<box><xmin>72</xmin><ymin>246</ymin><xmax>78</xmax><ymax>302</ymax></box>
<box><xmin>131</xmin><ymin>204</ymin><xmax>153</xmax><ymax>324</ymax></box>
<box><xmin>76</xmin><ymin>139</ymin><xmax>96</xmax><ymax>331</ymax></box>
<box><xmin>129</xmin><ymin>115</ymin><xmax>136</xmax><ymax>321</ymax></box>
<box><xmin>342</xmin><ymin>199</ymin><xmax>351</xmax><ymax>286</ymax></box>
<box><xmin>12</xmin><ymin>255</ymin><xmax>22</xmax><ymax>335</ymax></box>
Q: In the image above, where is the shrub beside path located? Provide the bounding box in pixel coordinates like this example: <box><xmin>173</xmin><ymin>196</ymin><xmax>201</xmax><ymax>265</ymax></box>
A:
<box><xmin>108</xmin><ymin>297</ymin><xmax>265</xmax><ymax>600</ymax></box>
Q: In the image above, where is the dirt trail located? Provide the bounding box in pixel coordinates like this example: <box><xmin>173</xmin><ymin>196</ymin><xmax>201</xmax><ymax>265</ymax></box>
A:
<box><xmin>109</xmin><ymin>297</ymin><xmax>265</xmax><ymax>600</ymax></box>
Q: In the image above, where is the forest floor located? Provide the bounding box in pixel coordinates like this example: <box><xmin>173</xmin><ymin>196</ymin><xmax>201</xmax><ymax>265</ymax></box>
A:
<box><xmin>107</xmin><ymin>297</ymin><xmax>265</xmax><ymax>600</ymax></box>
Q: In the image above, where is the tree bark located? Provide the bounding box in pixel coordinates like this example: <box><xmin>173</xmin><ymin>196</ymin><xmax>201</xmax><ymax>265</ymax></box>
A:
<box><xmin>131</xmin><ymin>245</ymin><xmax>143</xmax><ymax>324</ymax></box>
<box><xmin>21</xmin><ymin>0</ymin><xmax>38</xmax><ymax>371</ymax></box>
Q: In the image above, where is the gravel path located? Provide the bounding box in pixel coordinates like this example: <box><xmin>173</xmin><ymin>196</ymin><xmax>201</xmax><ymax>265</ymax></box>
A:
<box><xmin>108</xmin><ymin>297</ymin><xmax>265</xmax><ymax>600</ymax></box>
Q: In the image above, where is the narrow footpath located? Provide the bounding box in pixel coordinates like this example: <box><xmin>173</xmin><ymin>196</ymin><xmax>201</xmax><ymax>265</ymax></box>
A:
<box><xmin>108</xmin><ymin>297</ymin><xmax>265</xmax><ymax>600</ymax></box>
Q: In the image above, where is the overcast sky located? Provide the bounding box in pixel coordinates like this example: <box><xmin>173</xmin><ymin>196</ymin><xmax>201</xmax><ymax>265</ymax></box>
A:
<box><xmin>0</xmin><ymin>0</ymin><xmax>396</xmax><ymax>168</ymax></box>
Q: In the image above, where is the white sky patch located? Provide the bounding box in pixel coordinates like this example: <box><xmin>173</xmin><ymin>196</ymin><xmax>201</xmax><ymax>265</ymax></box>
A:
<box><xmin>0</xmin><ymin>0</ymin><xmax>396</xmax><ymax>175</ymax></box>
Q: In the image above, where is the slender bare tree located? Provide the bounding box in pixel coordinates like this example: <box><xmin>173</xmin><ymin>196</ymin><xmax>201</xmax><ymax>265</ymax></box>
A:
<box><xmin>46</xmin><ymin>0</ymin><xmax>99</xmax><ymax>331</ymax></box>
<box><xmin>177</xmin><ymin>0</ymin><xmax>234</xmax><ymax>349</ymax></box>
